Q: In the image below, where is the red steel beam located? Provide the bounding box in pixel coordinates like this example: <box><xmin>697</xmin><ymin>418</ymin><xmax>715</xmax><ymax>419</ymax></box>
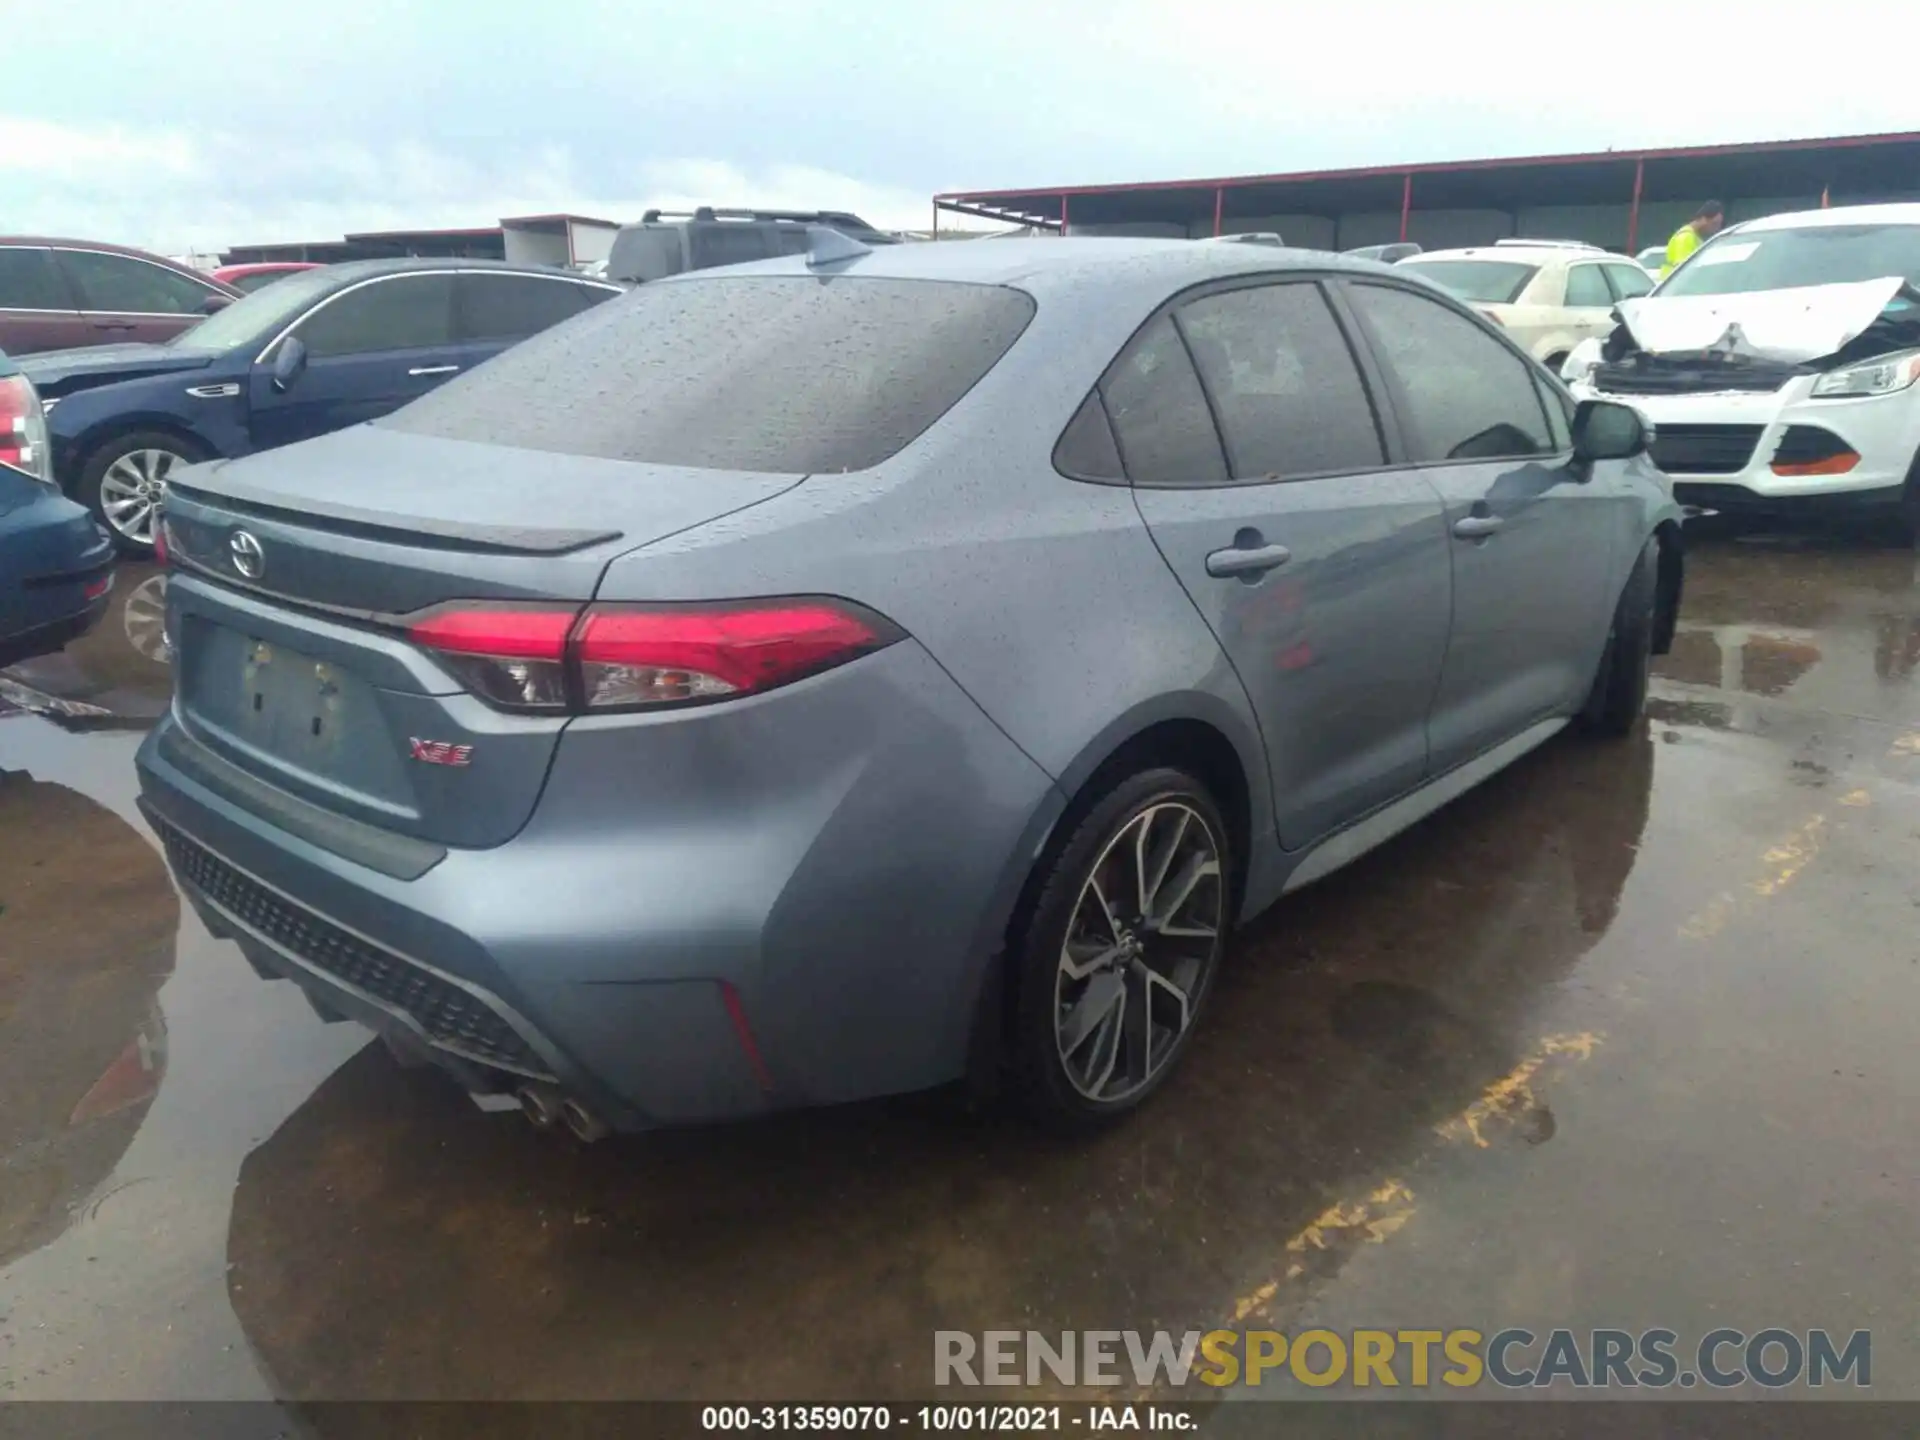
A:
<box><xmin>1398</xmin><ymin>172</ymin><xmax>1412</xmax><ymax>242</ymax></box>
<box><xmin>1213</xmin><ymin>185</ymin><xmax>1224</xmax><ymax>237</ymax></box>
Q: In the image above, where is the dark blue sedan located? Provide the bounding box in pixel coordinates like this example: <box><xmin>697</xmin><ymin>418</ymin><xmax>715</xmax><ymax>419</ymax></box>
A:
<box><xmin>25</xmin><ymin>259</ymin><xmax>621</xmax><ymax>552</ymax></box>
<box><xmin>0</xmin><ymin>350</ymin><xmax>113</xmax><ymax>666</ymax></box>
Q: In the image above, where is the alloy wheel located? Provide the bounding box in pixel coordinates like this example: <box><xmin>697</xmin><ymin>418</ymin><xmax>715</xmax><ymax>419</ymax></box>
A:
<box><xmin>1053</xmin><ymin>800</ymin><xmax>1225</xmax><ymax>1103</ymax></box>
<box><xmin>122</xmin><ymin>575</ymin><xmax>172</xmax><ymax>664</ymax></box>
<box><xmin>98</xmin><ymin>449</ymin><xmax>183</xmax><ymax>547</ymax></box>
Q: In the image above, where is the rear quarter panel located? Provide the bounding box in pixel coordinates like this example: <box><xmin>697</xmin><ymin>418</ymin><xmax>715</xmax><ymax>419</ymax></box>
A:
<box><xmin>590</xmin><ymin>270</ymin><xmax>1278</xmax><ymax>966</ymax></box>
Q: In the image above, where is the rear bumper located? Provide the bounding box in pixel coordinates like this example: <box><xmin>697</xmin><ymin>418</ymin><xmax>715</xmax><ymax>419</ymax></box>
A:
<box><xmin>0</xmin><ymin>584</ymin><xmax>111</xmax><ymax>668</ymax></box>
<box><xmin>135</xmin><ymin>639</ymin><xmax>1062</xmax><ymax>1129</ymax></box>
<box><xmin>1673</xmin><ymin>480</ymin><xmax>1906</xmax><ymax>517</ymax></box>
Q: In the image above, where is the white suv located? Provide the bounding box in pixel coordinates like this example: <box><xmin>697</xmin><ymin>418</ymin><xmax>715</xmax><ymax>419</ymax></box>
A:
<box><xmin>1397</xmin><ymin>241</ymin><xmax>1654</xmax><ymax>370</ymax></box>
<box><xmin>1563</xmin><ymin>203</ymin><xmax>1920</xmax><ymax>528</ymax></box>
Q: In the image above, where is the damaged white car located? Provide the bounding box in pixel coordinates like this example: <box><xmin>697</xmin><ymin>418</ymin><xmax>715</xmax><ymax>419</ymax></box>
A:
<box><xmin>1562</xmin><ymin>204</ymin><xmax>1920</xmax><ymax>529</ymax></box>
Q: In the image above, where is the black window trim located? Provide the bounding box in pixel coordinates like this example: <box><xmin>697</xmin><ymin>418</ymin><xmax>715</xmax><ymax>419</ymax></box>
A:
<box><xmin>1052</xmin><ymin>270</ymin><xmax>1412</xmax><ymax>492</ymax></box>
<box><xmin>53</xmin><ymin>244</ymin><xmax>223</xmax><ymax>316</ymax></box>
<box><xmin>0</xmin><ymin>244</ymin><xmax>81</xmax><ymax>314</ymax></box>
<box><xmin>1336</xmin><ymin>275</ymin><xmax>1572</xmax><ymax>473</ymax></box>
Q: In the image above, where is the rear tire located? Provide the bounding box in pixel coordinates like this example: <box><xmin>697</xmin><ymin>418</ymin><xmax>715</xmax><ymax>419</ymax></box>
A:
<box><xmin>1010</xmin><ymin>768</ymin><xmax>1232</xmax><ymax>1132</ymax></box>
<box><xmin>76</xmin><ymin>430</ymin><xmax>210</xmax><ymax>556</ymax></box>
<box><xmin>1578</xmin><ymin>536</ymin><xmax>1659</xmax><ymax>737</ymax></box>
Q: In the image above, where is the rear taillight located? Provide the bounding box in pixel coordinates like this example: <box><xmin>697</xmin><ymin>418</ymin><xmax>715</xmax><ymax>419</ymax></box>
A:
<box><xmin>406</xmin><ymin>599</ymin><xmax>902</xmax><ymax>714</ymax></box>
<box><xmin>0</xmin><ymin>373</ymin><xmax>53</xmax><ymax>485</ymax></box>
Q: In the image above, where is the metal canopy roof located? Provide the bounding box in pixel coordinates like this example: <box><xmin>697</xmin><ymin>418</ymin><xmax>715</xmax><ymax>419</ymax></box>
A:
<box><xmin>934</xmin><ymin>130</ymin><xmax>1920</xmax><ymax>233</ymax></box>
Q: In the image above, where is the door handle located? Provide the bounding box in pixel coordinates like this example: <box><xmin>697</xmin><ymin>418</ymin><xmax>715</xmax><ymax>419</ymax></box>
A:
<box><xmin>1452</xmin><ymin>514</ymin><xmax>1503</xmax><ymax>539</ymax></box>
<box><xmin>408</xmin><ymin>364</ymin><xmax>460</xmax><ymax>377</ymax></box>
<box><xmin>1205</xmin><ymin>542</ymin><xmax>1292</xmax><ymax>578</ymax></box>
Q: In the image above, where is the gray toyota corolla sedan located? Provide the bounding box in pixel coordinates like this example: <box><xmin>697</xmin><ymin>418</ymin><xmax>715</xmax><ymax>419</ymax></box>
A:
<box><xmin>136</xmin><ymin>235</ymin><xmax>1682</xmax><ymax>1137</ymax></box>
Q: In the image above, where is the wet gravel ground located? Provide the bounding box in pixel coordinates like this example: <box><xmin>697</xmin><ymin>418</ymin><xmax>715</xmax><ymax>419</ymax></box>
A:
<box><xmin>1</xmin><ymin>534</ymin><xmax>1916</xmax><ymax>1417</ymax></box>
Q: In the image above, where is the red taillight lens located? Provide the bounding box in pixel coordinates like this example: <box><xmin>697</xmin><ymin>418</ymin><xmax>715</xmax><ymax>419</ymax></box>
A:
<box><xmin>407</xmin><ymin>605</ymin><xmax>578</xmax><ymax>712</ymax></box>
<box><xmin>406</xmin><ymin>600</ymin><xmax>900</xmax><ymax>713</ymax></box>
<box><xmin>0</xmin><ymin>374</ymin><xmax>52</xmax><ymax>483</ymax></box>
<box><xmin>575</xmin><ymin>602</ymin><xmax>893</xmax><ymax>708</ymax></box>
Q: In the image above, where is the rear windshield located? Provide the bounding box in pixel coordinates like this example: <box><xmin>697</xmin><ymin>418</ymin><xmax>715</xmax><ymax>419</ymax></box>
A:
<box><xmin>1398</xmin><ymin>259</ymin><xmax>1539</xmax><ymax>304</ymax></box>
<box><xmin>1657</xmin><ymin>223</ymin><xmax>1920</xmax><ymax>297</ymax></box>
<box><xmin>380</xmin><ymin>276</ymin><xmax>1036</xmax><ymax>473</ymax></box>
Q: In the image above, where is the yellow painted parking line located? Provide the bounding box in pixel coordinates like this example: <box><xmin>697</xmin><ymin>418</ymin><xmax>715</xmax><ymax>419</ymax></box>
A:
<box><xmin>1435</xmin><ymin>1032</ymin><xmax>1602</xmax><ymax>1150</ymax></box>
<box><xmin>1679</xmin><ymin>811</ymin><xmax>1829</xmax><ymax>937</ymax></box>
<box><xmin>1227</xmin><ymin>1034</ymin><xmax>1603</xmax><ymax>1326</ymax></box>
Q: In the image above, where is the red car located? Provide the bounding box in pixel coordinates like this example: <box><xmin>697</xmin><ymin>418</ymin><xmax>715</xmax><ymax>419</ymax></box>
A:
<box><xmin>0</xmin><ymin>238</ymin><xmax>240</xmax><ymax>355</ymax></box>
<box><xmin>210</xmin><ymin>261</ymin><xmax>322</xmax><ymax>294</ymax></box>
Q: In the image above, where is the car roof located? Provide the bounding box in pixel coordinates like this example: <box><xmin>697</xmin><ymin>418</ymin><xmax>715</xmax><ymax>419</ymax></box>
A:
<box><xmin>649</xmin><ymin>236</ymin><xmax>1394</xmax><ymax>294</ymax></box>
<box><xmin>1734</xmin><ymin>202</ymin><xmax>1920</xmax><ymax>234</ymax></box>
<box><xmin>1399</xmin><ymin>245</ymin><xmax>1603</xmax><ymax>266</ymax></box>
<box><xmin>307</xmin><ymin>257</ymin><xmax>616</xmax><ymax>284</ymax></box>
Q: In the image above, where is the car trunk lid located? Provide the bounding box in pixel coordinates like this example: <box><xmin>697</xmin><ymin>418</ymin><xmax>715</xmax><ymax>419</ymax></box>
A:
<box><xmin>160</xmin><ymin>426</ymin><xmax>802</xmax><ymax>849</ymax></box>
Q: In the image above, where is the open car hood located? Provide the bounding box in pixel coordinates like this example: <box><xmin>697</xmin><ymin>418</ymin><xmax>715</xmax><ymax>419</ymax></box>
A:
<box><xmin>1614</xmin><ymin>277</ymin><xmax>1917</xmax><ymax>365</ymax></box>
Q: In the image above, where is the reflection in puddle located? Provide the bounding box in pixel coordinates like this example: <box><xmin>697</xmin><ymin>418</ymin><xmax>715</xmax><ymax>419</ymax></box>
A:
<box><xmin>0</xmin><ymin>767</ymin><xmax>177</xmax><ymax>1268</ymax></box>
<box><xmin>122</xmin><ymin>573</ymin><xmax>171</xmax><ymax>664</ymax></box>
<box><xmin>1647</xmin><ymin>695</ymin><xmax>1733</xmax><ymax>731</ymax></box>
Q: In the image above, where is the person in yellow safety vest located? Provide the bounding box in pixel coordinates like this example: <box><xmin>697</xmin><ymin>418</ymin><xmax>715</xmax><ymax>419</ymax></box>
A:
<box><xmin>1660</xmin><ymin>199</ymin><xmax>1725</xmax><ymax>280</ymax></box>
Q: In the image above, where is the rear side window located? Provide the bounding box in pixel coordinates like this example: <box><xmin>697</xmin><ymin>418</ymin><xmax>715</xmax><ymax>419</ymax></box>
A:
<box><xmin>690</xmin><ymin>225</ymin><xmax>774</xmax><ymax>269</ymax></box>
<box><xmin>381</xmin><ymin>276</ymin><xmax>1035</xmax><ymax>474</ymax></box>
<box><xmin>1397</xmin><ymin>259</ymin><xmax>1538</xmax><ymax>304</ymax></box>
<box><xmin>296</xmin><ymin>274</ymin><xmax>458</xmax><ymax>357</ymax></box>
<box><xmin>59</xmin><ymin>249</ymin><xmax>214</xmax><ymax>314</ymax></box>
<box><xmin>1176</xmin><ymin>282</ymin><xmax>1383</xmax><ymax>480</ymax></box>
<box><xmin>1348</xmin><ymin>283</ymin><xmax>1554</xmax><ymax>464</ymax></box>
<box><xmin>1054</xmin><ymin>393</ymin><xmax>1124</xmax><ymax>480</ymax></box>
<box><xmin>460</xmin><ymin>274</ymin><xmax>610</xmax><ymax>341</ymax></box>
<box><xmin>0</xmin><ymin>247</ymin><xmax>71</xmax><ymax>310</ymax></box>
<box><xmin>1563</xmin><ymin>265</ymin><xmax>1612</xmax><ymax>307</ymax></box>
<box><xmin>1099</xmin><ymin>315</ymin><xmax>1227</xmax><ymax>486</ymax></box>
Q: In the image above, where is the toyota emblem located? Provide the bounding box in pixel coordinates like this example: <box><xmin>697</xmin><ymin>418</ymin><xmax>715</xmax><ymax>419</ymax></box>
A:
<box><xmin>229</xmin><ymin>529</ymin><xmax>266</xmax><ymax>580</ymax></box>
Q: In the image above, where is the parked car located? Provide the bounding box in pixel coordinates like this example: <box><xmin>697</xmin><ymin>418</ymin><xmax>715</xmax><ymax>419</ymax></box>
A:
<box><xmin>212</xmin><ymin>262</ymin><xmax>323</xmax><ymax>294</ymax></box>
<box><xmin>0</xmin><ymin>352</ymin><xmax>113</xmax><ymax>667</ymax></box>
<box><xmin>0</xmin><ymin>238</ymin><xmax>240</xmax><ymax>357</ymax></box>
<box><xmin>1398</xmin><ymin>241</ymin><xmax>1654</xmax><ymax>369</ymax></box>
<box><xmin>1563</xmin><ymin>202</ymin><xmax>1920</xmax><ymax>528</ymax></box>
<box><xmin>1344</xmin><ymin>242</ymin><xmax>1422</xmax><ymax>263</ymax></box>
<box><xmin>604</xmin><ymin>205</ymin><xmax>900</xmax><ymax>283</ymax></box>
<box><xmin>26</xmin><ymin>258</ymin><xmax>621</xmax><ymax>552</ymax></box>
<box><xmin>1635</xmin><ymin>245</ymin><xmax>1667</xmax><ymax>272</ymax></box>
<box><xmin>136</xmin><ymin>236</ymin><xmax>1681</xmax><ymax>1138</ymax></box>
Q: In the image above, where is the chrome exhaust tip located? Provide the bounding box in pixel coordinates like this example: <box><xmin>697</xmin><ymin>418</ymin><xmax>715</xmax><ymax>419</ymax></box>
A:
<box><xmin>517</xmin><ymin>1084</ymin><xmax>563</xmax><ymax>1130</ymax></box>
<box><xmin>559</xmin><ymin>1096</ymin><xmax>611</xmax><ymax>1143</ymax></box>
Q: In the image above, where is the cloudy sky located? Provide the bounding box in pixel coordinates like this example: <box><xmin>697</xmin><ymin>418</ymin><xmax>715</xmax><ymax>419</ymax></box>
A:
<box><xmin>10</xmin><ymin>0</ymin><xmax>1915</xmax><ymax>255</ymax></box>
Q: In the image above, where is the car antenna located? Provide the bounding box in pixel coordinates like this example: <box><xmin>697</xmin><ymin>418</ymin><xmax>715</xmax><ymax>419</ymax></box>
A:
<box><xmin>805</xmin><ymin>224</ymin><xmax>871</xmax><ymax>269</ymax></box>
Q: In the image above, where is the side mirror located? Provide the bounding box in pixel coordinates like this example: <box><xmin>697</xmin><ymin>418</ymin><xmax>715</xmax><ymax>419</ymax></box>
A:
<box><xmin>1572</xmin><ymin>399</ymin><xmax>1648</xmax><ymax>463</ymax></box>
<box><xmin>200</xmin><ymin>293</ymin><xmax>232</xmax><ymax>315</ymax></box>
<box><xmin>269</xmin><ymin>336</ymin><xmax>308</xmax><ymax>393</ymax></box>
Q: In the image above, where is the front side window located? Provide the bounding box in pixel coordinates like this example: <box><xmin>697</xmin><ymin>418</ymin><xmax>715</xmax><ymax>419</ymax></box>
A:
<box><xmin>1176</xmin><ymin>282</ymin><xmax>1383</xmax><ymax>480</ymax></box>
<box><xmin>58</xmin><ymin>249</ymin><xmax>215</xmax><ymax>315</ymax></box>
<box><xmin>1098</xmin><ymin>314</ymin><xmax>1227</xmax><ymax>486</ymax></box>
<box><xmin>295</xmin><ymin>274</ymin><xmax>458</xmax><ymax>357</ymax></box>
<box><xmin>1348</xmin><ymin>283</ymin><xmax>1554</xmax><ymax>465</ymax></box>
<box><xmin>1563</xmin><ymin>265</ymin><xmax>1612</xmax><ymax>307</ymax></box>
